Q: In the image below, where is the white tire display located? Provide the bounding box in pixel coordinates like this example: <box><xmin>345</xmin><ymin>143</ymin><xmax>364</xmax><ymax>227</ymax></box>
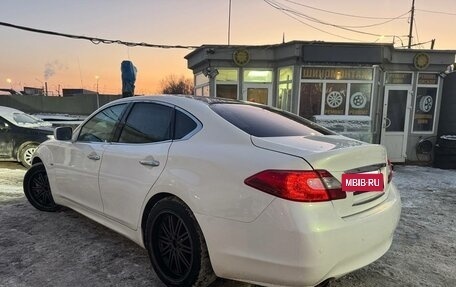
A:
<box><xmin>419</xmin><ymin>95</ymin><xmax>433</xmax><ymax>113</ymax></box>
<box><xmin>326</xmin><ymin>91</ymin><xmax>344</xmax><ymax>108</ymax></box>
<box><xmin>350</xmin><ymin>92</ymin><xmax>367</xmax><ymax>109</ymax></box>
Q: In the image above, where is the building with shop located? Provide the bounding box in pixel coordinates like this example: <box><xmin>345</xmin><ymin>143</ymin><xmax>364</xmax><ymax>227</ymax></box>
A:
<box><xmin>185</xmin><ymin>41</ymin><xmax>456</xmax><ymax>163</ymax></box>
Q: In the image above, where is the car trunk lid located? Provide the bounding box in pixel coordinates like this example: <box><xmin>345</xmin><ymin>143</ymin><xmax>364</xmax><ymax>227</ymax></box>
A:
<box><xmin>251</xmin><ymin>135</ymin><xmax>390</xmax><ymax>218</ymax></box>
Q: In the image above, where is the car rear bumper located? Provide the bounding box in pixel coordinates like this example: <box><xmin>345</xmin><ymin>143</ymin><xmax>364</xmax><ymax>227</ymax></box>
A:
<box><xmin>196</xmin><ymin>183</ymin><xmax>401</xmax><ymax>287</ymax></box>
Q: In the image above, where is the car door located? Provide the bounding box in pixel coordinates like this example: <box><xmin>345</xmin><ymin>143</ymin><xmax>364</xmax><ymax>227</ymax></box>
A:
<box><xmin>52</xmin><ymin>104</ymin><xmax>128</xmax><ymax>212</ymax></box>
<box><xmin>0</xmin><ymin>117</ymin><xmax>14</xmax><ymax>159</ymax></box>
<box><xmin>98</xmin><ymin>102</ymin><xmax>174</xmax><ymax>229</ymax></box>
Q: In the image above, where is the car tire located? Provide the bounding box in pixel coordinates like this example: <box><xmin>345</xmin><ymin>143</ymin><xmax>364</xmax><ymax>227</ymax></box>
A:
<box><xmin>23</xmin><ymin>163</ymin><xmax>59</xmax><ymax>212</ymax></box>
<box><xmin>145</xmin><ymin>197</ymin><xmax>216</xmax><ymax>287</ymax></box>
<box><xmin>19</xmin><ymin>143</ymin><xmax>38</xmax><ymax>168</ymax></box>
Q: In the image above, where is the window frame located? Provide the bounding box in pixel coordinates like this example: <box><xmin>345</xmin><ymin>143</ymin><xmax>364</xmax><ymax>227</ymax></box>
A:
<box><xmin>107</xmin><ymin>100</ymin><xmax>202</xmax><ymax>144</ymax></box>
<box><xmin>75</xmin><ymin>103</ymin><xmax>128</xmax><ymax>143</ymax></box>
<box><xmin>276</xmin><ymin>66</ymin><xmax>294</xmax><ymax>112</ymax></box>
<box><xmin>215</xmin><ymin>68</ymin><xmax>239</xmax><ymax>100</ymax></box>
<box><xmin>411</xmin><ymin>72</ymin><xmax>440</xmax><ymax>134</ymax></box>
<box><xmin>299</xmin><ymin>66</ymin><xmax>375</xmax><ymax>118</ymax></box>
<box><xmin>115</xmin><ymin>101</ymin><xmax>175</xmax><ymax>144</ymax></box>
<box><xmin>173</xmin><ymin>106</ymin><xmax>203</xmax><ymax>141</ymax></box>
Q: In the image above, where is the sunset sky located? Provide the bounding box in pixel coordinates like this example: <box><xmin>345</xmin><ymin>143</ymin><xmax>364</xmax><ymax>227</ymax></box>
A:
<box><xmin>1</xmin><ymin>0</ymin><xmax>455</xmax><ymax>95</ymax></box>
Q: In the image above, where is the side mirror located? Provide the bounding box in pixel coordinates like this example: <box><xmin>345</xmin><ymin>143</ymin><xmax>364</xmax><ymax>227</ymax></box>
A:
<box><xmin>54</xmin><ymin>126</ymin><xmax>73</xmax><ymax>141</ymax></box>
<box><xmin>0</xmin><ymin>121</ymin><xmax>9</xmax><ymax>131</ymax></box>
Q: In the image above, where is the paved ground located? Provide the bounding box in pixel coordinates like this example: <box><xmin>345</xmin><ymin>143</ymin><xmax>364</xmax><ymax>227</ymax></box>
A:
<box><xmin>0</xmin><ymin>162</ymin><xmax>455</xmax><ymax>287</ymax></box>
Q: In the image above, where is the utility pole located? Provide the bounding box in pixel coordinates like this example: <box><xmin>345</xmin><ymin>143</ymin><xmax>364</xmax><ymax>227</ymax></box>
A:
<box><xmin>407</xmin><ymin>0</ymin><xmax>415</xmax><ymax>49</ymax></box>
<box><xmin>228</xmin><ymin>0</ymin><xmax>232</xmax><ymax>45</ymax></box>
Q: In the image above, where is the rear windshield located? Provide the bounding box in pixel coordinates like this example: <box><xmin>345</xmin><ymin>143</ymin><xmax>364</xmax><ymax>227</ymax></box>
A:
<box><xmin>210</xmin><ymin>103</ymin><xmax>335</xmax><ymax>137</ymax></box>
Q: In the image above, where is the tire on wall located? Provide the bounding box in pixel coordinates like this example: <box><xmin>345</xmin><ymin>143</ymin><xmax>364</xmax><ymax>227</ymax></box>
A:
<box><xmin>145</xmin><ymin>197</ymin><xmax>216</xmax><ymax>287</ymax></box>
<box><xmin>19</xmin><ymin>143</ymin><xmax>39</xmax><ymax>168</ymax></box>
<box><xmin>23</xmin><ymin>162</ymin><xmax>60</xmax><ymax>212</ymax></box>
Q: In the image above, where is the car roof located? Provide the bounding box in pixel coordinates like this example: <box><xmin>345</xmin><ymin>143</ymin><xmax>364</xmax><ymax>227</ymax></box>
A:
<box><xmin>109</xmin><ymin>94</ymin><xmax>243</xmax><ymax>107</ymax></box>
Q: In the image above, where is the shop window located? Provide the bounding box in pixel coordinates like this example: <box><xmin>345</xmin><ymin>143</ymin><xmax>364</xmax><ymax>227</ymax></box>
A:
<box><xmin>195</xmin><ymin>85</ymin><xmax>209</xmax><ymax>97</ymax></box>
<box><xmin>247</xmin><ymin>88</ymin><xmax>268</xmax><ymax>104</ymax></box>
<box><xmin>413</xmin><ymin>87</ymin><xmax>437</xmax><ymax>132</ymax></box>
<box><xmin>195</xmin><ymin>73</ymin><xmax>209</xmax><ymax>86</ymax></box>
<box><xmin>348</xmin><ymin>83</ymin><xmax>371</xmax><ymax>116</ymax></box>
<box><xmin>195</xmin><ymin>72</ymin><xmax>209</xmax><ymax>97</ymax></box>
<box><xmin>324</xmin><ymin>83</ymin><xmax>347</xmax><ymax>115</ymax></box>
<box><xmin>216</xmin><ymin>84</ymin><xmax>237</xmax><ymax>100</ymax></box>
<box><xmin>244</xmin><ymin>70</ymin><xmax>272</xmax><ymax>83</ymax></box>
<box><xmin>217</xmin><ymin>69</ymin><xmax>238</xmax><ymax>82</ymax></box>
<box><xmin>277</xmin><ymin>67</ymin><xmax>293</xmax><ymax>112</ymax></box>
<box><xmin>299</xmin><ymin>83</ymin><xmax>322</xmax><ymax>119</ymax></box>
<box><xmin>202</xmin><ymin>85</ymin><xmax>210</xmax><ymax>97</ymax></box>
<box><xmin>278</xmin><ymin>83</ymin><xmax>292</xmax><ymax>111</ymax></box>
<box><xmin>216</xmin><ymin>69</ymin><xmax>238</xmax><ymax>99</ymax></box>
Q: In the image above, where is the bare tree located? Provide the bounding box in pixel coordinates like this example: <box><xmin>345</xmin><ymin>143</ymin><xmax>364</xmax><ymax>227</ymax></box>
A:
<box><xmin>160</xmin><ymin>75</ymin><xmax>194</xmax><ymax>95</ymax></box>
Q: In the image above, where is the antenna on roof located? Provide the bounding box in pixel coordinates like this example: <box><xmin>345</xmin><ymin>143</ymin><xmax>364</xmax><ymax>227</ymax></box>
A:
<box><xmin>282</xmin><ymin>32</ymin><xmax>285</xmax><ymax>44</ymax></box>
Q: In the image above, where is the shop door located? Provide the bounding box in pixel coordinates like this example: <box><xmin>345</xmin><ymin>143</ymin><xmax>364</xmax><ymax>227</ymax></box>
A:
<box><xmin>243</xmin><ymin>84</ymin><xmax>272</xmax><ymax>105</ymax></box>
<box><xmin>381</xmin><ymin>87</ymin><xmax>412</xmax><ymax>162</ymax></box>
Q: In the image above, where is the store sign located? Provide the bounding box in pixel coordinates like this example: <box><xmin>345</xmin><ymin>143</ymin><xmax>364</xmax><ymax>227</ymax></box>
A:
<box><xmin>302</xmin><ymin>67</ymin><xmax>373</xmax><ymax>81</ymax></box>
<box><xmin>414</xmin><ymin>53</ymin><xmax>430</xmax><ymax>70</ymax></box>
<box><xmin>418</xmin><ymin>73</ymin><xmax>438</xmax><ymax>85</ymax></box>
<box><xmin>385</xmin><ymin>73</ymin><xmax>412</xmax><ymax>85</ymax></box>
<box><xmin>233</xmin><ymin>49</ymin><xmax>250</xmax><ymax>66</ymax></box>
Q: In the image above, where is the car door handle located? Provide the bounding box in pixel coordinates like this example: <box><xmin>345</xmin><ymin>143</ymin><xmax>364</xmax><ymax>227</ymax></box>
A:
<box><xmin>87</xmin><ymin>152</ymin><xmax>101</xmax><ymax>160</ymax></box>
<box><xmin>139</xmin><ymin>159</ymin><xmax>160</xmax><ymax>167</ymax></box>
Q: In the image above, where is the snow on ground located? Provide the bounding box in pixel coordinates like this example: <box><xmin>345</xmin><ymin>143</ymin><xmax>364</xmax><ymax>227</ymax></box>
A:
<box><xmin>0</xmin><ymin>163</ymin><xmax>455</xmax><ymax>287</ymax></box>
<box><xmin>0</xmin><ymin>167</ymin><xmax>25</xmax><ymax>203</ymax></box>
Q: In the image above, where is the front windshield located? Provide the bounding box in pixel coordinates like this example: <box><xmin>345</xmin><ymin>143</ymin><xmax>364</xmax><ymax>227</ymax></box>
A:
<box><xmin>12</xmin><ymin>112</ymin><xmax>43</xmax><ymax>124</ymax></box>
<box><xmin>10</xmin><ymin>112</ymin><xmax>52</xmax><ymax>127</ymax></box>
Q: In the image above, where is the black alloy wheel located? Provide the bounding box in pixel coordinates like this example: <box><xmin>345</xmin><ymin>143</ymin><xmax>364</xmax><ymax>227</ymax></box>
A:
<box><xmin>155</xmin><ymin>211</ymin><xmax>193</xmax><ymax>279</ymax></box>
<box><xmin>145</xmin><ymin>197</ymin><xmax>216</xmax><ymax>287</ymax></box>
<box><xmin>23</xmin><ymin>163</ymin><xmax>59</xmax><ymax>212</ymax></box>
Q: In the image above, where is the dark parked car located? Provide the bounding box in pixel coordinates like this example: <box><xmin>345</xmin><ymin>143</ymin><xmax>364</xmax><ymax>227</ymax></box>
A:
<box><xmin>0</xmin><ymin>106</ymin><xmax>54</xmax><ymax>168</ymax></box>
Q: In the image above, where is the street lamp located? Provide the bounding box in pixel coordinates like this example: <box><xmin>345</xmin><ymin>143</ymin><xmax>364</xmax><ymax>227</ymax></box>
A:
<box><xmin>95</xmin><ymin>75</ymin><xmax>100</xmax><ymax>108</ymax></box>
<box><xmin>6</xmin><ymin>78</ymin><xmax>12</xmax><ymax>89</ymax></box>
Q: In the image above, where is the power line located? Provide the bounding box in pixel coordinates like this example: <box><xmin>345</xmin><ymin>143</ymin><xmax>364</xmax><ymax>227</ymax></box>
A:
<box><xmin>338</xmin><ymin>12</ymin><xmax>410</xmax><ymax>29</ymax></box>
<box><xmin>416</xmin><ymin>8</ymin><xmax>456</xmax><ymax>16</ymax></box>
<box><xmin>276</xmin><ymin>2</ymin><xmax>409</xmax><ymax>29</ymax></box>
<box><xmin>265</xmin><ymin>0</ymin><xmax>408</xmax><ymax>38</ymax></box>
<box><xmin>264</xmin><ymin>0</ymin><xmax>362</xmax><ymax>41</ymax></box>
<box><xmin>413</xmin><ymin>18</ymin><xmax>423</xmax><ymax>48</ymax></box>
<box><xmin>282</xmin><ymin>0</ymin><xmax>409</xmax><ymax>20</ymax></box>
<box><xmin>0</xmin><ymin>21</ymin><xmax>199</xmax><ymax>49</ymax></box>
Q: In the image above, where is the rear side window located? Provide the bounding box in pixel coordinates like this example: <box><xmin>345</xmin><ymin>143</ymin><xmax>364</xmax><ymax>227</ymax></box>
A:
<box><xmin>119</xmin><ymin>103</ymin><xmax>173</xmax><ymax>143</ymax></box>
<box><xmin>174</xmin><ymin>110</ymin><xmax>198</xmax><ymax>139</ymax></box>
<box><xmin>211</xmin><ymin>103</ymin><xmax>333</xmax><ymax>137</ymax></box>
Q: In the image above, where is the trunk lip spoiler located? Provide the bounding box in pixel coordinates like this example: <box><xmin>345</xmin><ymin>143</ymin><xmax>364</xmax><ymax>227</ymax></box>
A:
<box><xmin>344</xmin><ymin>163</ymin><xmax>386</xmax><ymax>174</ymax></box>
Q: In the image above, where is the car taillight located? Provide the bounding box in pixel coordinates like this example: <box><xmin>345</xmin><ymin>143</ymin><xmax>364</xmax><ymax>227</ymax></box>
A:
<box><xmin>244</xmin><ymin>170</ymin><xmax>346</xmax><ymax>202</ymax></box>
<box><xmin>387</xmin><ymin>159</ymin><xmax>393</xmax><ymax>183</ymax></box>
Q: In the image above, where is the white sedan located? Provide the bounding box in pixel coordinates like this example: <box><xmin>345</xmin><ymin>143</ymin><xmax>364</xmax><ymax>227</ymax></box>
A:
<box><xmin>23</xmin><ymin>95</ymin><xmax>401</xmax><ymax>287</ymax></box>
